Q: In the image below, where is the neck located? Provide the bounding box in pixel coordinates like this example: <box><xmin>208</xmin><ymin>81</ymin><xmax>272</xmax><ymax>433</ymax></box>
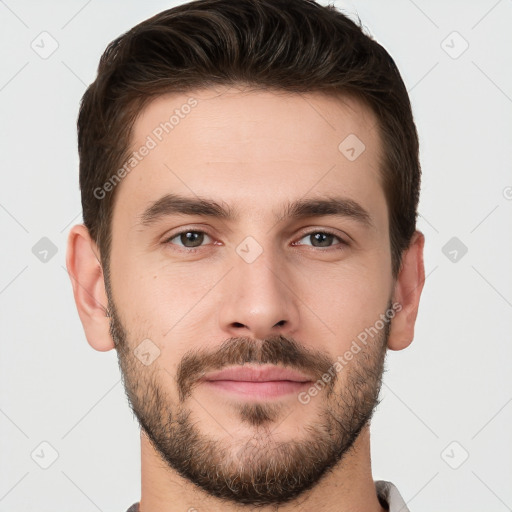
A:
<box><xmin>138</xmin><ymin>426</ymin><xmax>386</xmax><ymax>512</ymax></box>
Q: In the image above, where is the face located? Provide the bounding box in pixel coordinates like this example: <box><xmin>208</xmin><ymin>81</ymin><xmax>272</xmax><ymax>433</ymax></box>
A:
<box><xmin>106</xmin><ymin>87</ymin><xmax>395</xmax><ymax>505</ymax></box>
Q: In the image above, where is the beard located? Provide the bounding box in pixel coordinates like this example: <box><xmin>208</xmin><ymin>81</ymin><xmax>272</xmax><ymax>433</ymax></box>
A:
<box><xmin>108</xmin><ymin>293</ymin><xmax>390</xmax><ymax>507</ymax></box>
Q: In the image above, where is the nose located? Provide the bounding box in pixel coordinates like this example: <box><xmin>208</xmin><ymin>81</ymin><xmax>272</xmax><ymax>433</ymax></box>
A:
<box><xmin>217</xmin><ymin>246</ymin><xmax>300</xmax><ymax>341</ymax></box>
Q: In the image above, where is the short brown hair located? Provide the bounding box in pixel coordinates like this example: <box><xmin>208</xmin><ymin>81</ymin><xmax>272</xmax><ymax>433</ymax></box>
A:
<box><xmin>78</xmin><ymin>0</ymin><xmax>421</xmax><ymax>279</ymax></box>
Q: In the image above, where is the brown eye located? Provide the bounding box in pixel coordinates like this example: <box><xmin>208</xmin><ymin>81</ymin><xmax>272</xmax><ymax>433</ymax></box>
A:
<box><xmin>166</xmin><ymin>230</ymin><xmax>212</xmax><ymax>249</ymax></box>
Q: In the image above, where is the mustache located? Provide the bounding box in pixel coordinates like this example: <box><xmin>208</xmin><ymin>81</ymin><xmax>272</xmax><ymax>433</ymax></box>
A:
<box><xmin>176</xmin><ymin>334</ymin><xmax>336</xmax><ymax>401</ymax></box>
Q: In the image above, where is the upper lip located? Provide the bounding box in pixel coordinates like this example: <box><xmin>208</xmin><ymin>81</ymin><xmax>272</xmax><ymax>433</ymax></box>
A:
<box><xmin>201</xmin><ymin>365</ymin><xmax>314</xmax><ymax>383</ymax></box>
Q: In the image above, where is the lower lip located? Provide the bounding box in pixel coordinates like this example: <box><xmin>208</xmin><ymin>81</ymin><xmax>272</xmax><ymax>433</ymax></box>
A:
<box><xmin>203</xmin><ymin>380</ymin><xmax>311</xmax><ymax>399</ymax></box>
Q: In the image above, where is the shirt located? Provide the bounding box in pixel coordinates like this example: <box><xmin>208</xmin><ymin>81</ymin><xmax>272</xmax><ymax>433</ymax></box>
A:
<box><xmin>125</xmin><ymin>479</ymin><xmax>410</xmax><ymax>511</ymax></box>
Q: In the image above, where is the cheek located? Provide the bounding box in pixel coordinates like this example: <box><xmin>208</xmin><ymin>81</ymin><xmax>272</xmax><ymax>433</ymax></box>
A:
<box><xmin>301</xmin><ymin>264</ymin><xmax>392</xmax><ymax>349</ymax></box>
<box><xmin>110</xmin><ymin>267</ymin><xmax>194</xmax><ymax>381</ymax></box>
<box><xmin>111</xmin><ymin>245</ymin><xmax>178</xmax><ymax>310</ymax></box>
<box><xmin>111</xmin><ymin>258</ymin><xmax>219</xmax><ymax>352</ymax></box>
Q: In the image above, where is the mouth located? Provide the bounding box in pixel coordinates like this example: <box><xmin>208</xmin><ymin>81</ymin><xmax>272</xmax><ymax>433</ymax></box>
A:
<box><xmin>199</xmin><ymin>364</ymin><xmax>314</xmax><ymax>399</ymax></box>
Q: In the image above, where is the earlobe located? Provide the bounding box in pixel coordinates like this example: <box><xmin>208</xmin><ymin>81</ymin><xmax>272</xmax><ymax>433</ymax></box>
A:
<box><xmin>65</xmin><ymin>224</ymin><xmax>115</xmax><ymax>352</ymax></box>
<box><xmin>388</xmin><ymin>230</ymin><xmax>425</xmax><ymax>351</ymax></box>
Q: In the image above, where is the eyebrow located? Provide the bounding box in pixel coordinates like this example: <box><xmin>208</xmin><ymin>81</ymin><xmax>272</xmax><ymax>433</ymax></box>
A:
<box><xmin>138</xmin><ymin>193</ymin><xmax>373</xmax><ymax>228</ymax></box>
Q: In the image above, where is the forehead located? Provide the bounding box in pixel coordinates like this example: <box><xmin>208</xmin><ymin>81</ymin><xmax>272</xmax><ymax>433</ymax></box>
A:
<box><xmin>114</xmin><ymin>87</ymin><xmax>385</xmax><ymax>229</ymax></box>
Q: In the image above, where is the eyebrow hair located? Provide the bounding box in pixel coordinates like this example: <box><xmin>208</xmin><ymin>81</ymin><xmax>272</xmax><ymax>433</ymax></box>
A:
<box><xmin>138</xmin><ymin>193</ymin><xmax>373</xmax><ymax>228</ymax></box>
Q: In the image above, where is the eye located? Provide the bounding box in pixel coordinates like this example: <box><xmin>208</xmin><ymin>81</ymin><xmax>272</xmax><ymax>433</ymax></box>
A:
<box><xmin>164</xmin><ymin>230</ymin><xmax>213</xmax><ymax>249</ymax></box>
<box><xmin>293</xmin><ymin>230</ymin><xmax>347</xmax><ymax>249</ymax></box>
<box><xmin>163</xmin><ymin>228</ymin><xmax>348</xmax><ymax>252</ymax></box>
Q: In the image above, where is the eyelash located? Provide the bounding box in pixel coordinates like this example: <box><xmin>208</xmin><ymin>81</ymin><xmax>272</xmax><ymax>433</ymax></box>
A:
<box><xmin>163</xmin><ymin>228</ymin><xmax>349</xmax><ymax>252</ymax></box>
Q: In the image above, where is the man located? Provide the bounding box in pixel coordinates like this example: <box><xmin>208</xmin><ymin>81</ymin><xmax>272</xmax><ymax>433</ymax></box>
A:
<box><xmin>66</xmin><ymin>0</ymin><xmax>425</xmax><ymax>510</ymax></box>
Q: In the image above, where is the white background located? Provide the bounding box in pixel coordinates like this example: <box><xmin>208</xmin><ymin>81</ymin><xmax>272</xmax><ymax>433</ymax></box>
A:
<box><xmin>1</xmin><ymin>1</ymin><xmax>511</xmax><ymax>511</ymax></box>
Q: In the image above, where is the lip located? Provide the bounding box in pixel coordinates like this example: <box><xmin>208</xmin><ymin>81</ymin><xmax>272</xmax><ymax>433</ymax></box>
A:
<box><xmin>202</xmin><ymin>364</ymin><xmax>314</xmax><ymax>383</ymax></box>
<box><xmin>200</xmin><ymin>365</ymin><xmax>314</xmax><ymax>399</ymax></box>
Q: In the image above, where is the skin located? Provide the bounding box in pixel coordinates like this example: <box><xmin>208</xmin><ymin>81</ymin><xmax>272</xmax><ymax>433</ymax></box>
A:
<box><xmin>66</xmin><ymin>86</ymin><xmax>425</xmax><ymax>512</ymax></box>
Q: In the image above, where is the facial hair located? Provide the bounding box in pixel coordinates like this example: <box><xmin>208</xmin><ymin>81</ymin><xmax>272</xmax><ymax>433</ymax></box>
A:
<box><xmin>108</xmin><ymin>294</ymin><xmax>390</xmax><ymax>506</ymax></box>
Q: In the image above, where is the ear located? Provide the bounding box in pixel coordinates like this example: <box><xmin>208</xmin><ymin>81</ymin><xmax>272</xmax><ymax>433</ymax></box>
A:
<box><xmin>388</xmin><ymin>230</ymin><xmax>425</xmax><ymax>351</ymax></box>
<box><xmin>65</xmin><ymin>224</ymin><xmax>114</xmax><ymax>352</ymax></box>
